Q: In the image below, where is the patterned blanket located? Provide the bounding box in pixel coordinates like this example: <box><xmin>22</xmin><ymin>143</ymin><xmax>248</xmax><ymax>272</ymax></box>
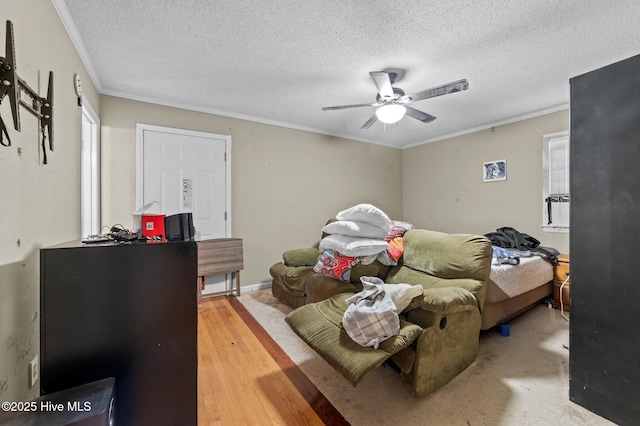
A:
<box><xmin>342</xmin><ymin>277</ymin><xmax>399</xmax><ymax>349</ymax></box>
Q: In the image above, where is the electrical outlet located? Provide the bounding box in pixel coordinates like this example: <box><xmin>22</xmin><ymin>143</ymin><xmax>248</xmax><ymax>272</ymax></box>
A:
<box><xmin>29</xmin><ymin>355</ymin><xmax>39</xmax><ymax>388</ymax></box>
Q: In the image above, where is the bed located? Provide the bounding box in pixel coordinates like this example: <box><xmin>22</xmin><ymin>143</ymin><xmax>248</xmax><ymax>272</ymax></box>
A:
<box><xmin>481</xmin><ymin>256</ymin><xmax>554</xmax><ymax>330</ymax></box>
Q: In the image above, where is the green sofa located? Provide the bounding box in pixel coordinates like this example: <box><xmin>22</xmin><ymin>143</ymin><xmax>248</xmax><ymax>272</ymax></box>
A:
<box><xmin>271</xmin><ymin>228</ymin><xmax>493</xmax><ymax>397</ymax></box>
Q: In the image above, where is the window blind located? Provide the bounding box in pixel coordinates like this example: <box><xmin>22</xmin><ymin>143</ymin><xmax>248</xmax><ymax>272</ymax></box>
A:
<box><xmin>543</xmin><ymin>132</ymin><xmax>570</xmax><ymax>231</ymax></box>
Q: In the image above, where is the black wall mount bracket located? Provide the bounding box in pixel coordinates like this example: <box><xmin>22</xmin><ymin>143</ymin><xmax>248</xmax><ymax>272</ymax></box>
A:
<box><xmin>0</xmin><ymin>20</ymin><xmax>54</xmax><ymax>164</ymax></box>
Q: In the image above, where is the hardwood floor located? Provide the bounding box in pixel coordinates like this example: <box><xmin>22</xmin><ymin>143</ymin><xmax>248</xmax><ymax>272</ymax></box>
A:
<box><xmin>197</xmin><ymin>296</ymin><xmax>348</xmax><ymax>425</ymax></box>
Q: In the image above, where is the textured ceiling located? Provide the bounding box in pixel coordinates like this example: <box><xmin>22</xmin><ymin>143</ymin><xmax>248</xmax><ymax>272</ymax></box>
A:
<box><xmin>56</xmin><ymin>0</ymin><xmax>640</xmax><ymax>148</ymax></box>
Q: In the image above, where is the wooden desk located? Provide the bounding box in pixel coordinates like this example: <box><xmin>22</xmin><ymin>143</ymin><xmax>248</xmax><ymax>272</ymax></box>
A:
<box><xmin>552</xmin><ymin>253</ymin><xmax>570</xmax><ymax>311</ymax></box>
<box><xmin>197</xmin><ymin>238</ymin><xmax>244</xmax><ymax>301</ymax></box>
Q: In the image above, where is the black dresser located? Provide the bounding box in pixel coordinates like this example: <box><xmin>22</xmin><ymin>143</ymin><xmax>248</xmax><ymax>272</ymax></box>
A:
<box><xmin>40</xmin><ymin>240</ymin><xmax>198</xmax><ymax>426</ymax></box>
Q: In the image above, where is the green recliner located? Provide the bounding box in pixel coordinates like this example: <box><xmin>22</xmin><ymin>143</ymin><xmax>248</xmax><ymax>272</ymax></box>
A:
<box><xmin>280</xmin><ymin>229</ymin><xmax>492</xmax><ymax>397</ymax></box>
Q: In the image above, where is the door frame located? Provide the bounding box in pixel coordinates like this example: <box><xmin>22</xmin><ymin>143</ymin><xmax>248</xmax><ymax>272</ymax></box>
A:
<box><xmin>135</xmin><ymin>123</ymin><xmax>232</xmax><ymax>237</ymax></box>
<box><xmin>80</xmin><ymin>97</ymin><xmax>101</xmax><ymax>237</ymax></box>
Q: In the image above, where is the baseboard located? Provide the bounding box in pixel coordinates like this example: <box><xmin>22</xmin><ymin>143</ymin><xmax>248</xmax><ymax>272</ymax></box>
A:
<box><xmin>202</xmin><ymin>281</ymin><xmax>271</xmax><ymax>297</ymax></box>
<box><xmin>241</xmin><ymin>282</ymin><xmax>272</xmax><ymax>292</ymax></box>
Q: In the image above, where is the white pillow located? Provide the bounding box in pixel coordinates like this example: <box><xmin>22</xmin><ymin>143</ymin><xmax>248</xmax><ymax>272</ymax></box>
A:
<box><xmin>336</xmin><ymin>204</ymin><xmax>391</xmax><ymax>231</ymax></box>
<box><xmin>383</xmin><ymin>283</ymin><xmax>424</xmax><ymax>313</ymax></box>
<box><xmin>319</xmin><ymin>234</ymin><xmax>388</xmax><ymax>257</ymax></box>
<box><xmin>322</xmin><ymin>220</ymin><xmax>389</xmax><ymax>239</ymax></box>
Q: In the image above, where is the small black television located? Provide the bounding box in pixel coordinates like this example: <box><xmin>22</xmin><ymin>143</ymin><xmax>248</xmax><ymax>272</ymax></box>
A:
<box><xmin>164</xmin><ymin>213</ymin><xmax>195</xmax><ymax>241</ymax></box>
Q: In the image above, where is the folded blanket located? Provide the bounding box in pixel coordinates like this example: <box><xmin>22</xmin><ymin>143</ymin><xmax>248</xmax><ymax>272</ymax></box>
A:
<box><xmin>319</xmin><ymin>234</ymin><xmax>389</xmax><ymax>257</ymax></box>
<box><xmin>313</xmin><ymin>249</ymin><xmax>360</xmax><ymax>282</ymax></box>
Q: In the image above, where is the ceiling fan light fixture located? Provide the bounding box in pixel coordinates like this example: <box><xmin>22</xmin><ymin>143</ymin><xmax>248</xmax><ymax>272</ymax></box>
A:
<box><xmin>375</xmin><ymin>104</ymin><xmax>406</xmax><ymax>124</ymax></box>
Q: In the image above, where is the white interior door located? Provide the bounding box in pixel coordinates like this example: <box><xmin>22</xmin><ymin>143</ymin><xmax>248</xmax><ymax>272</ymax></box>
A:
<box><xmin>137</xmin><ymin>124</ymin><xmax>231</xmax><ymax>294</ymax></box>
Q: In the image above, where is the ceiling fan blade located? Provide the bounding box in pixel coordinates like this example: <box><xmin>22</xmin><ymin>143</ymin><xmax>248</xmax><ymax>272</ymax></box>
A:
<box><xmin>369</xmin><ymin>71</ymin><xmax>394</xmax><ymax>100</ymax></box>
<box><xmin>402</xmin><ymin>79</ymin><xmax>469</xmax><ymax>103</ymax></box>
<box><xmin>322</xmin><ymin>103</ymin><xmax>372</xmax><ymax>111</ymax></box>
<box><xmin>360</xmin><ymin>114</ymin><xmax>378</xmax><ymax>129</ymax></box>
<box><xmin>405</xmin><ymin>106</ymin><xmax>436</xmax><ymax>124</ymax></box>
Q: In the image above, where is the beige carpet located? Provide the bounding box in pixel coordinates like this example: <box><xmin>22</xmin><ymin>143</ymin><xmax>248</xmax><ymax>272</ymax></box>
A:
<box><xmin>237</xmin><ymin>289</ymin><xmax>614</xmax><ymax>426</ymax></box>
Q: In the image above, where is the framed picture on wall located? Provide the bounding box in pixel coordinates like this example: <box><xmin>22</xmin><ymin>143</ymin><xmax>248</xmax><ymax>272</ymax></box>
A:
<box><xmin>483</xmin><ymin>160</ymin><xmax>507</xmax><ymax>182</ymax></box>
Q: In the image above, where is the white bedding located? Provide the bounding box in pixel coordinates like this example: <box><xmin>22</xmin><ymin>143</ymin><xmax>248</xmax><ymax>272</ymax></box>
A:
<box><xmin>489</xmin><ymin>256</ymin><xmax>553</xmax><ymax>298</ymax></box>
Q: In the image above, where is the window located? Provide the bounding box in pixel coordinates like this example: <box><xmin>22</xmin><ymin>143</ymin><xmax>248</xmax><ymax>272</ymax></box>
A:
<box><xmin>80</xmin><ymin>98</ymin><xmax>100</xmax><ymax>237</ymax></box>
<box><xmin>542</xmin><ymin>131</ymin><xmax>569</xmax><ymax>232</ymax></box>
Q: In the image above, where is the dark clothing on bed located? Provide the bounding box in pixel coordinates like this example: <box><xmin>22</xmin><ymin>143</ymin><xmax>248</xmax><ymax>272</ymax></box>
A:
<box><xmin>485</xmin><ymin>227</ymin><xmax>558</xmax><ymax>264</ymax></box>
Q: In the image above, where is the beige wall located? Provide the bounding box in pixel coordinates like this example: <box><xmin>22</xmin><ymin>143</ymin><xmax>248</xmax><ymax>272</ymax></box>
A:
<box><xmin>100</xmin><ymin>96</ymin><xmax>404</xmax><ymax>286</ymax></box>
<box><xmin>403</xmin><ymin>110</ymin><xmax>570</xmax><ymax>254</ymax></box>
<box><xmin>0</xmin><ymin>0</ymin><xmax>99</xmax><ymax>402</ymax></box>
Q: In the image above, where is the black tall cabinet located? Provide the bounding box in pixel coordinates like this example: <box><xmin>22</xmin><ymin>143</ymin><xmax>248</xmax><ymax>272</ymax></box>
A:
<box><xmin>570</xmin><ymin>53</ymin><xmax>640</xmax><ymax>425</ymax></box>
<box><xmin>40</xmin><ymin>240</ymin><xmax>198</xmax><ymax>426</ymax></box>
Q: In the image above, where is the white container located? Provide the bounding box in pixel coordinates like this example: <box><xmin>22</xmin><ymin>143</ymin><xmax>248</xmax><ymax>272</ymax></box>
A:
<box><xmin>132</xmin><ymin>201</ymin><xmax>159</xmax><ymax>234</ymax></box>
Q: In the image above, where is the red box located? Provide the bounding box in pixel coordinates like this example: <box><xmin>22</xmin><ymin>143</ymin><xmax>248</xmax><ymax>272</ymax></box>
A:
<box><xmin>141</xmin><ymin>214</ymin><xmax>166</xmax><ymax>237</ymax></box>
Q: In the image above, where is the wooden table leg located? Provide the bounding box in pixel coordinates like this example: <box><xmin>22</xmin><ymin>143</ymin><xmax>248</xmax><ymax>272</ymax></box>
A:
<box><xmin>197</xmin><ymin>276</ymin><xmax>205</xmax><ymax>304</ymax></box>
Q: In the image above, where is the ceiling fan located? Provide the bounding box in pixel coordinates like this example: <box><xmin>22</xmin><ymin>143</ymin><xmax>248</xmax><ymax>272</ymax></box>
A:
<box><xmin>322</xmin><ymin>71</ymin><xmax>469</xmax><ymax>129</ymax></box>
